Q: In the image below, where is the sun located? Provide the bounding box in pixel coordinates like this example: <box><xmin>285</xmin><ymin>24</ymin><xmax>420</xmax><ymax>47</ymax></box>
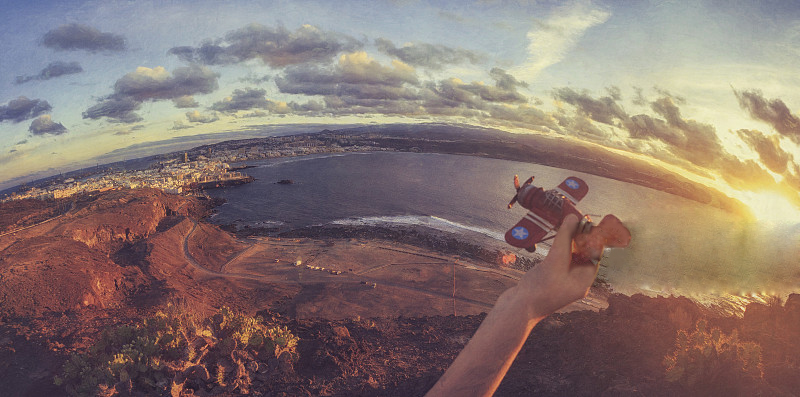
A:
<box><xmin>733</xmin><ymin>190</ymin><xmax>800</xmax><ymax>224</ymax></box>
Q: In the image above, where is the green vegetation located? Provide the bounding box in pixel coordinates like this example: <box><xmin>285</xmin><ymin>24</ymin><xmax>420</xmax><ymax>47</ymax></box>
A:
<box><xmin>664</xmin><ymin>319</ymin><xmax>763</xmax><ymax>390</ymax></box>
<box><xmin>54</xmin><ymin>305</ymin><xmax>298</xmax><ymax>396</ymax></box>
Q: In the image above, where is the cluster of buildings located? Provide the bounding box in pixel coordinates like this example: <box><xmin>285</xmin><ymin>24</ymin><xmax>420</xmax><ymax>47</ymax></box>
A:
<box><xmin>2</xmin><ymin>158</ymin><xmax>244</xmax><ymax>202</ymax></box>
<box><xmin>3</xmin><ymin>132</ymin><xmax>390</xmax><ymax>203</ymax></box>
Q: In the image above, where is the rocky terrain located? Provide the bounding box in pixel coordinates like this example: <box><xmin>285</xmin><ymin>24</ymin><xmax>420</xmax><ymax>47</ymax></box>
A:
<box><xmin>0</xmin><ymin>189</ymin><xmax>798</xmax><ymax>396</ymax></box>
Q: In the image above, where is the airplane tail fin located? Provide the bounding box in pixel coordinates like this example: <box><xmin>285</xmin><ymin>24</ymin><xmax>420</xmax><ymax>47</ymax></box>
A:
<box><xmin>573</xmin><ymin>214</ymin><xmax>631</xmax><ymax>264</ymax></box>
<box><xmin>596</xmin><ymin>214</ymin><xmax>631</xmax><ymax>248</ymax></box>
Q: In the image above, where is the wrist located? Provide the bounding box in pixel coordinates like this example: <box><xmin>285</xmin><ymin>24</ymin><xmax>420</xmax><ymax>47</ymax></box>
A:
<box><xmin>507</xmin><ymin>283</ymin><xmax>550</xmax><ymax>325</ymax></box>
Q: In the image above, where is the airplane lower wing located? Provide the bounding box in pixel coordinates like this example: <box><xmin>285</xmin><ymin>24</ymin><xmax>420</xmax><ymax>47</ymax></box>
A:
<box><xmin>504</xmin><ymin>215</ymin><xmax>550</xmax><ymax>252</ymax></box>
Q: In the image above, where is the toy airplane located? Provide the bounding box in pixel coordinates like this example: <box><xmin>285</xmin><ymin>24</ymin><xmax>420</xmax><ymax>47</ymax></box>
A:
<box><xmin>505</xmin><ymin>175</ymin><xmax>631</xmax><ymax>264</ymax></box>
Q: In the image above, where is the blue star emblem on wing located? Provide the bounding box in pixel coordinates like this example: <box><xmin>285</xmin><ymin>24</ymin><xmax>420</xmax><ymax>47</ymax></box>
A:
<box><xmin>511</xmin><ymin>226</ymin><xmax>529</xmax><ymax>240</ymax></box>
<box><xmin>565</xmin><ymin>178</ymin><xmax>580</xmax><ymax>190</ymax></box>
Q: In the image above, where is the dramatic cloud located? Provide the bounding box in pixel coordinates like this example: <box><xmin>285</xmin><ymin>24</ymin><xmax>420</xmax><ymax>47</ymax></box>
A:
<box><xmin>211</xmin><ymin>88</ymin><xmax>270</xmax><ymax>112</ymax></box>
<box><xmin>717</xmin><ymin>155</ymin><xmax>778</xmax><ymax>190</ymax></box>
<box><xmin>375</xmin><ymin>38</ymin><xmax>484</xmax><ymax>69</ymax></box>
<box><xmin>737</xmin><ymin>129</ymin><xmax>794</xmax><ymax>174</ymax></box>
<box><xmin>552</xmin><ymin>87</ymin><xmax>780</xmax><ymax>189</ymax></box>
<box><xmin>0</xmin><ymin>97</ymin><xmax>52</xmax><ymax>123</ymax></box>
<box><xmin>425</xmin><ymin>71</ymin><xmax>527</xmax><ymax>110</ymax></box>
<box><xmin>169</xmin><ymin>24</ymin><xmax>361</xmax><ymax>67</ymax></box>
<box><xmin>42</xmin><ymin>23</ymin><xmax>126</xmax><ymax>52</ymax></box>
<box><xmin>735</xmin><ymin>89</ymin><xmax>800</xmax><ymax>144</ymax></box>
<box><xmin>84</xmin><ymin>65</ymin><xmax>218</xmax><ymax>123</ymax></box>
<box><xmin>113</xmin><ymin>65</ymin><xmax>218</xmax><ymax>101</ymax></box>
<box><xmin>28</xmin><ymin>115</ymin><xmax>67</xmax><ymax>135</ymax></box>
<box><xmin>648</xmin><ymin>96</ymin><xmax>724</xmax><ymax>167</ymax></box>
<box><xmin>486</xmin><ymin>103</ymin><xmax>561</xmax><ymax>132</ymax></box>
<box><xmin>552</xmin><ymin>110</ymin><xmax>610</xmax><ymax>140</ymax></box>
<box><xmin>83</xmin><ymin>97</ymin><xmax>142</xmax><ymax>123</ymax></box>
<box><xmin>275</xmin><ymin>52</ymin><xmax>419</xmax><ymax>100</ymax></box>
<box><xmin>15</xmin><ymin>61</ymin><xmax>83</xmax><ymax>84</ymax></box>
<box><xmin>186</xmin><ymin>110</ymin><xmax>218</xmax><ymax>123</ymax></box>
<box><xmin>512</xmin><ymin>3</ymin><xmax>610</xmax><ymax>80</ymax></box>
<box><xmin>172</xmin><ymin>95</ymin><xmax>199</xmax><ymax>108</ymax></box>
<box><xmin>553</xmin><ymin>87</ymin><xmax>628</xmax><ymax>125</ymax></box>
<box><xmin>211</xmin><ymin>87</ymin><xmax>323</xmax><ymax>115</ymax></box>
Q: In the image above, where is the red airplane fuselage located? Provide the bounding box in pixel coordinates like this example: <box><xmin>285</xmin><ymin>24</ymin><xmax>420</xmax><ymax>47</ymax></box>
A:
<box><xmin>515</xmin><ymin>185</ymin><xmax>583</xmax><ymax>230</ymax></box>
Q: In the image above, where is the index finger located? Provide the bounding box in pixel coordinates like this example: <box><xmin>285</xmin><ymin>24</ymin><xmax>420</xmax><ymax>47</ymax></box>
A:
<box><xmin>549</xmin><ymin>214</ymin><xmax>579</xmax><ymax>259</ymax></box>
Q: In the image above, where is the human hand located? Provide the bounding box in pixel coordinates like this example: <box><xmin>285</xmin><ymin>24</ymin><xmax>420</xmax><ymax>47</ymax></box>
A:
<box><xmin>517</xmin><ymin>214</ymin><xmax>599</xmax><ymax>320</ymax></box>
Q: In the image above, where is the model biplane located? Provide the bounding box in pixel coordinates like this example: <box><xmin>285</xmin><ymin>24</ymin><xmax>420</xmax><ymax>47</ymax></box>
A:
<box><xmin>505</xmin><ymin>175</ymin><xmax>631</xmax><ymax>264</ymax></box>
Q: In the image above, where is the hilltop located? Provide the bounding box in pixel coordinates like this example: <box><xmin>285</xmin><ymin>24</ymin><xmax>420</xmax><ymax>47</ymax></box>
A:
<box><xmin>1</xmin><ymin>189</ymin><xmax>796</xmax><ymax>396</ymax></box>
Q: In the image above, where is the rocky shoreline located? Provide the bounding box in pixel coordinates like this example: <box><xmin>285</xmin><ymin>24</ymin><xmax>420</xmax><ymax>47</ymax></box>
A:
<box><xmin>228</xmin><ymin>222</ymin><xmax>541</xmax><ymax>272</ymax></box>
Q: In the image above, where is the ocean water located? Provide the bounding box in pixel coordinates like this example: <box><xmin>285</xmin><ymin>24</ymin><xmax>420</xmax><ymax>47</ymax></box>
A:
<box><xmin>208</xmin><ymin>152</ymin><xmax>800</xmax><ymax>311</ymax></box>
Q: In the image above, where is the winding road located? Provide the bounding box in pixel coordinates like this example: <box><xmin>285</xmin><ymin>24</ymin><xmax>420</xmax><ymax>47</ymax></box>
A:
<box><xmin>181</xmin><ymin>218</ymin><xmax>497</xmax><ymax>309</ymax></box>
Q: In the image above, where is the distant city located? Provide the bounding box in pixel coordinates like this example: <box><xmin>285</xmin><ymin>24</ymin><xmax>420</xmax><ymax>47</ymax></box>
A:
<box><xmin>2</xmin><ymin>132</ymin><xmax>387</xmax><ymax>202</ymax></box>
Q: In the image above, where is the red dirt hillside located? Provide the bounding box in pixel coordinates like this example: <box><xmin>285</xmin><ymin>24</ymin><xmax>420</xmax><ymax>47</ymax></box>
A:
<box><xmin>0</xmin><ymin>188</ymin><xmax>212</xmax><ymax>317</ymax></box>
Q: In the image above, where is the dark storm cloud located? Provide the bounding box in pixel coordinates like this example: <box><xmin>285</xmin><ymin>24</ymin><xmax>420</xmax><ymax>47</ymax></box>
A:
<box><xmin>374</xmin><ymin>37</ymin><xmax>485</xmax><ymax>69</ymax></box>
<box><xmin>84</xmin><ymin>65</ymin><xmax>218</xmax><ymax>123</ymax></box>
<box><xmin>28</xmin><ymin>115</ymin><xmax>67</xmax><ymax>135</ymax></box>
<box><xmin>734</xmin><ymin>89</ymin><xmax>800</xmax><ymax>143</ymax></box>
<box><xmin>736</xmin><ymin>129</ymin><xmax>793</xmax><ymax>174</ymax></box>
<box><xmin>15</xmin><ymin>61</ymin><xmax>83</xmax><ymax>84</ymax></box>
<box><xmin>42</xmin><ymin>23</ymin><xmax>126</xmax><ymax>52</ymax></box>
<box><xmin>0</xmin><ymin>97</ymin><xmax>52</xmax><ymax>123</ymax></box>
<box><xmin>169</xmin><ymin>24</ymin><xmax>362</xmax><ymax>67</ymax></box>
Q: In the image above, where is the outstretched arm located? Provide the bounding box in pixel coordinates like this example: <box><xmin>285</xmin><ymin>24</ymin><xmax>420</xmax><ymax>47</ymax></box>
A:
<box><xmin>426</xmin><ymin>214</ymin><xmax>599</xmax><ymax>397</ymax></box>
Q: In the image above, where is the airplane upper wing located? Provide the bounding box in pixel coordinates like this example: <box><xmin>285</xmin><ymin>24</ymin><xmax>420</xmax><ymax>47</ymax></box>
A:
<box><xmin>504</xmin><ymin>215</ymin><xmax>550</xmax><ymax>251</ymax></box>
<box><xmin>555</xmin><ymin>176</ymin><xmax>589</xmax><ymax>204</ymax></box>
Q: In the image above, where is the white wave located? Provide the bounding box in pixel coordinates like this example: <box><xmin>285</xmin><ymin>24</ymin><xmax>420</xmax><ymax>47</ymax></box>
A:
<box><xmin>237</xmin><ymin>220</ymin><xmax>285</xmax><ymax>227</ymax></box>
<box><xmin>331</xmin><ymin>215</ymin><xmax>506</xmax><ymax>241</ymax></box>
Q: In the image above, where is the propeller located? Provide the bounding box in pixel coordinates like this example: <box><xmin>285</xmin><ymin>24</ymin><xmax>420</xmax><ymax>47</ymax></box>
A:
<box><xmin>507</xmin><ymin>175</ymin><xmax>534</xmax><ymax>209</ymax></box>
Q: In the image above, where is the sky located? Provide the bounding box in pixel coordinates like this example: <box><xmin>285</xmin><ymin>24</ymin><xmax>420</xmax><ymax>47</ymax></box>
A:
<box><xmin>1</xmin><ymin>0</ymin><xmax>799</xmax><ymax>219</ymax></box>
